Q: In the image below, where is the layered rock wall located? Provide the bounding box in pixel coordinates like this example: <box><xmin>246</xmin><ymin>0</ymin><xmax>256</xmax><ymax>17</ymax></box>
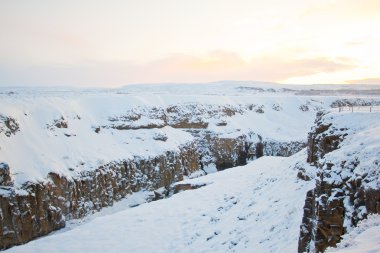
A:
<box><xmin>298</xmin><ymin>113</ymin><xmax>380</xmax><ymax>252</ymax></box>
<box><xmin>195</xmin><ymin>131</ymin><xmax>305</xmax><ymax>171</ymax></box>
<box><xmin>0</xmin><ymin>144</ymin><xmax>199</xmax><ymax>249</ymax></box>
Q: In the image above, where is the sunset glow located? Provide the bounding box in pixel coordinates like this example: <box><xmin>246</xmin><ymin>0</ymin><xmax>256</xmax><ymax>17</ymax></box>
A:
<box><xmin>1</xmin><ymin>0</ymin><xmax>379</xmax><ymax>86</ymax></box>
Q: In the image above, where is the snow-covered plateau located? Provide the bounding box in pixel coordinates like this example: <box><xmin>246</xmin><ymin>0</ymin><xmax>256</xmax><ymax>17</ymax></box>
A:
<box><xmin>0</xmin><ymin>82</ymin><xmax>380</xmax><ymax>252</ymax></box>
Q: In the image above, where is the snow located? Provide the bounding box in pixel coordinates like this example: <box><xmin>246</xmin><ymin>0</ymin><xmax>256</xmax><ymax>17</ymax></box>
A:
<box><xmin>1</xmin><ymin>83</ymin><xmax>380</xmax><ymax>251</ymax></box>
<box><xmin>327</xmin><ymin>214</ymin><xmax>380</xmax><ymax>253</ymax></box>
<box><xmin>321</xmin><ymin>111</ymin><xmax>380</xmax><ymax>189</ymax></box>
<box><xmin>0</xmin><ymin>83</ymin><xmax>333</xmax><ymax>187</ymax></box>
<box><xmin>3</xmin><ymin>83</ymin><xmax>379</xmax><ymax>187</ymax></box>
<box><xmin>5</xmin><ymin>153</ymin><xmax>313</xmax><ymax>253</ymax></box>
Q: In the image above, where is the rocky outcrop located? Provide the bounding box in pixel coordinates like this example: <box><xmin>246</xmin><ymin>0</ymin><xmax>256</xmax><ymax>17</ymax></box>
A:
<box><xmin>0</xmin><ymin>116</ymin><xmax>19</xmax><ymax>137</ymax></box>
<box><xmin>206</xmin><ymin>136</ymin><xmax>248</xmax><ymax>170</ymax></box>
<box><xmin>0</xmin><ymin>143</ymin><xmax>199</xmax><ymax>250</ymax></box>
<box><xmin>104</xmin><ymin>103</ymin><xmax>302</xmax><ymax>131</ymax></box>
<box><xmin>264</xmin><ymin>140</ymin><xmax>306</xmax><ymax>158</ymax></box>
<box><xmin>0</xmin><ymin>163</ymin><xmax>12</xmax><ymax>186</ymax></box>
<box><xmin>194</xmin><ymin>131</ymin><xmax>306</xmax><ymax>172</ymax></box>
<box><xmin>298</xmin><ymin>113</ymin><xmax>380</xmax><ymax>253</ymax></box>
<box><xmin>105</xmin><ymin>104</ymin><xmax>244</xmax><ymax>130</ymax></box>
<box><xmin>0</xmin><ymin>185</ymin><xmax>65</xmax><ymax>249</ymax></box>
<box><xmin>298</xmin><ymin>113</ymin><xmax>350</xmax><ymax>252</ymax></box>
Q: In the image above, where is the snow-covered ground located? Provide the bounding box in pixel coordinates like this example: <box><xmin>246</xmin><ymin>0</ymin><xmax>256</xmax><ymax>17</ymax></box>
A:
<box><xmin>5</xmin><ymin>153</ymin><xmax>313</xmax><ymax>253</ymax></box>
<box><xmin>0</xmin><ymin>84</ymin><xmax>320</xmax><ymax>186</ymax></box>
<box><xmin>2</xmin><ymin>82</ymin><xmax>379</xmax><ymax>187</ymax></box>
<box><xmin>2</xmin><ymin>83</ymin><xmax>380</xmax><ymax>252</ymax></box>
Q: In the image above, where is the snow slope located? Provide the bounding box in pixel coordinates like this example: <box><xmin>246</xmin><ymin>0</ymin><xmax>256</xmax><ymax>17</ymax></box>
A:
<box><xmin>5</xmin><ymin>153</ymin><xmax>313</xmax><ymax>253</ymax></box>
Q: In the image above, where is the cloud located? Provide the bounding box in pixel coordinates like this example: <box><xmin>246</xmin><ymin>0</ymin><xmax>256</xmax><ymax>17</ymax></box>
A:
<box><xmin>144</xmin><ymin>52</ymin><xmax>356</xmax><ymax>83</ymax></box>
<box><xmin>346</xmin><ymin>78</ymin><xmax>380</xmax><ymax>85</ymax></box>
<box><xmin>0</xmin><ymin>51</ymin><xmax>357</xmax><ymax>87</ymax></box>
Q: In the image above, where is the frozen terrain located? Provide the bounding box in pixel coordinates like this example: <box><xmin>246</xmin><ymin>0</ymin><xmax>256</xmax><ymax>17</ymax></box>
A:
<box><xmin>1</xmin><ymin>82</ymin><xmax>379</xmax><ymax>187</ymax></box>
<box><xmin>1</xmin><ymin>82</ymin><xmax>380</xmax><ymax>252</ymax></box>
<box><xmin>5</xmin><ymin>153</ymin><xmax>314</xmax><ymax>253</ymax></box>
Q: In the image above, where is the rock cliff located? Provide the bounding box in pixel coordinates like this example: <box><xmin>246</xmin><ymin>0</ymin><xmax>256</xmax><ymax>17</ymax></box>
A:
<box><xmin>0</xmin><ymin>143</ymin><xmax>199</xmax><ymax>249</ymax></box>
<box><xmin>298</xmin><ymin>112</ymin><xmax>380</xmax><ymax>252</ymax></box>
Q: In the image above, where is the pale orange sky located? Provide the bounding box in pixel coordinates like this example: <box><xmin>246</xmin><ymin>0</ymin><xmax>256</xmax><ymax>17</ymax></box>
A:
<box><xmin>0</xmin><ymin>0</ymin><xmax>379</xmax><ymax>86</ymax></box>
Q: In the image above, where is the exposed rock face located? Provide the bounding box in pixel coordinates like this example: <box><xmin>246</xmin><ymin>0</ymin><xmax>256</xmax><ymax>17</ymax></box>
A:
<box><xmin>255</xmin><ymin>142</ymin><xmax>264</xmax><ymax>158</ymax></box>
<box><xmin>106</xmin><ymin>104</ymin><xmax>244</xmax><ymax>130</ymax></box>
<box><xmin>306</xmin><ymin>112</ymin><xmax>345</xmax><ymax>166</ymax></box>
<box><xmin>0</xmin><ymin>186</ymin><xmax>65</xmax><ymax>249</ymax></box>
<box><xmin>299</xmin><ymin>114</ymin><xmax>350</xmax><ymax>252</ymax></box>
<box><xmin>194</xmin><ymin>131</ymin><xmax>306</xmax><ymax>171</ymax></box>
<box><xmin>206</xmin><ymin>136</ymin><xmax>247</xmax><ymax>170</ymax></box>
<box><xmin>264</xmin><ymin>140</ymin><xmax>306</xmax><ymax>157</ymax></box>
<box><xmin>0</xmin><ymin>144</ymin><xmax>199</xmax><ymax>249</ymax></box>
<box><xmin>0</xmin><ymin>163</ymin><xmax>12</xmax><ymax>186</ymax></box>
<box><xmin>298</xmin><ymin>113</ymin><xmax>380</xmax><ymax>253</ymax></box>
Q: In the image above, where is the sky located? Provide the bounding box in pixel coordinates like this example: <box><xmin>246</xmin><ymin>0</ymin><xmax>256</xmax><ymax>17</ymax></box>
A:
<box><xmin>0</xmin><ymin>0</ymin><xmax>379</xmax><ymax>87</ymax></box>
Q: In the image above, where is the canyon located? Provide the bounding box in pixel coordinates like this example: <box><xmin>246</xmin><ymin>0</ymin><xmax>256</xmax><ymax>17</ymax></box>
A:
<box><xmin>0</xmin><ymin>83</ymin><xmax>380</xmax><ymax>252</ymax></box>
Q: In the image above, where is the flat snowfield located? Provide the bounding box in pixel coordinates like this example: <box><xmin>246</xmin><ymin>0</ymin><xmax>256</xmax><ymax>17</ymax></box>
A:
<box><xmin>5</xmin><ymin>155</ymin><xmax>313</xmax><ymax>253</ymax></box>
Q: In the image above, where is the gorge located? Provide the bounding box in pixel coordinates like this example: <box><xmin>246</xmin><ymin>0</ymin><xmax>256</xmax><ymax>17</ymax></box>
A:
<box><xmin>1</xmin><ymin>83</ymin><xmax>380</xmax><ymax>252</ymax></box>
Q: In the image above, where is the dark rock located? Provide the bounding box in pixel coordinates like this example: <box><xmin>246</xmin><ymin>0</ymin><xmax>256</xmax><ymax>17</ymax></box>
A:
<box><xmin>299</xmin><ymin>104</ymin><xmax>309</xmax><ymax>112</ymax></box>
<box><xmin>216</xmin><ymin>121</ymin><xmax>227</xmax><ymax>126</ymax></box>
<box><xmin>255</xmin><ymin>142</ymin><xmax>264</xmax><ymax>158</ymax></box>
<box><xmin>298</xmin><ymin>113</ymin><xmax>380</xmax><ymax>253</ymax></box>
<box><xmin>0</xmin><ymin>163</ymin><xmax>12</xmax><ymax>186</ymax></box>
<box><xmin>153</xmin><ymin>133</ymin><xmax>168</xmax><ymax>142</ymax></box>
<box><xmin>172</xmin><ymin>183</ymin><xmax>206</xmax><ymax>194</ymax></box>
<box><xmin>255</xmin><ymin>105</ymin><xmax>264</xmax><ymax>113</ymax></box>
<box><xmin>54</xmin><ymin>117</ymin><xmax>68</xmax><ymax>129</ymax></box>
<box><xmin>0</xmin><ymin>116</ymin><xmax>20</xmax><ymax>137</ymax></box>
